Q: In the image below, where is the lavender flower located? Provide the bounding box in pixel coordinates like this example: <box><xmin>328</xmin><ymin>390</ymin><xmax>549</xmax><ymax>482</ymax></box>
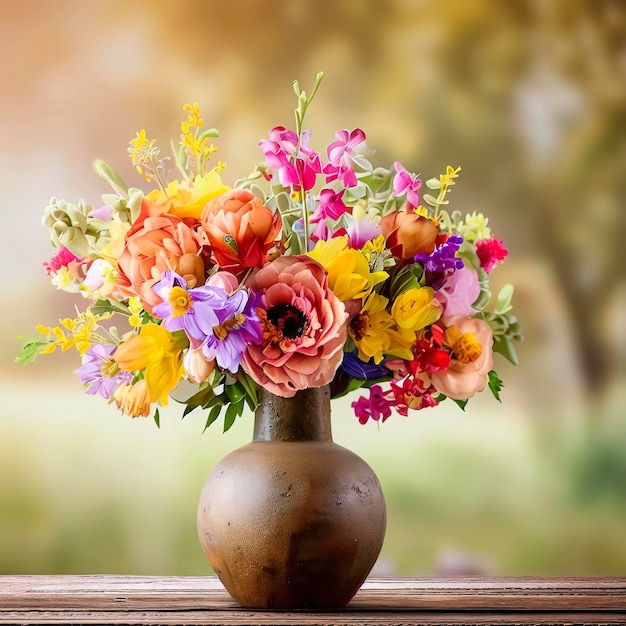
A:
<box><xmin>74</xmin><ymin>344</ymin><xmax>132</xmax><ymax>399</ymax></box>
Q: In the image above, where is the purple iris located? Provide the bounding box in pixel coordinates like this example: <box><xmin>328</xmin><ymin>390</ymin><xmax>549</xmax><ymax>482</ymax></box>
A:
<box><xmin>74</xmin><ymin>344</ymin><xmax>132</xmax><ymax>399</ymax></box>
<box><xmin>342</xmin><ymin>351</ymin><xmax>390</xmax><ymax>380</ymax></box>
<box><xmin>201</xmin><ymin>289</ymin><xmax>263</xmax><ymax>373</ymax></box>
<box><xmin>414</xmin><ymin>235</ymin><xmax>464</xmax><ymax>290</ymax></box>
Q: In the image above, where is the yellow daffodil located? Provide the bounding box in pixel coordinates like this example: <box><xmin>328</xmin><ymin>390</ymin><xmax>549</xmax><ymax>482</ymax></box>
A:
<box><xmin>391</xmin><ymin>287</ymin><xmax>441</xmax><ymax>332</ymax></box>
<box><xmin>349</xmin><ymin>293</ymin><xmax>414</xmax><ymax>364</ymax></box>
<box><xmin>146</xmin><ymin>170</ymin><xmax>230</xmax><ymax>220</ymax></box>
<box><xmin>113</xmin><ymin>324</ymin><xmax>186</xmax><ymax>406</ymax></box>
<box><xmin>307</xmin><ymin>236</ymin><xmax>387</xmax><ymax>302</ymax></box>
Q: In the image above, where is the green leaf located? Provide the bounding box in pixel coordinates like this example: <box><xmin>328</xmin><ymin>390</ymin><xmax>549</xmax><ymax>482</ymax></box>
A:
<box><xmin>90</xmin><ymin>298</ymin><xmax>130</xmax><ymax>317</ymax></box>
<box><xmin>92</xmin><ymin>159</ymin><xmax>128</xmax><ymax>198</ymax></box>
<box><xmin>198</xmin><ymin>128</ymin><xmax>219</xmax><ymax>139</ymax></box>
<box><xmin>180</xmin><ymin>384</ymin><xmax>217</xmax><ymax>416</ymax></box>
<box><xmin>493</xmin><ymin>335</ymin><xmax>519</xmax><ymax>366</ymax></box>
<box><xmin>223</xmin><ymin>399</ymin><xmax>243</xmax><ymax>433</ymax></box>
<box><xmin>203</xmin><ymin>405</ymin><xmax>222</xmax><ymax>433</ymax></box>
<box><xmin>452</xmin><ymin>398</ymin><xmax>468</xmax><ymax>411</ymax></box>
<box><xmin>225</xmin><ymin>381</ymin><xmax>245</xmax><ymax>404</ymax></box>
<box><xmin>423</xmin><ymin>193</ymin><xmax>439</xmax><ymax>207</ymax></box>
<box><xmin>487</xmin><ymin>370</ymin><xmax>504</xmax><ymax>402</ymax></box>
<box><xmin>495</xmin><ymin>284</ymin><xmax>514</xmax><ymax>315</ymax></box>
<box><xmin>425</xmin><ymin>177</ymin><xmax>442</xmax><ymax>190</ymax></box>
<box><xmin>236</xmin><ymin>371</ymin><xmax>258</xmax><ymax>408</ymax></box>
<box><xmin>14</xmin><ymin>340</ymin><xmax>49</xmax><ymax>365</ymax></box>
<box><xmin>153</xmin><ymin>407</ymin><xmax>160</xmax><ymax>428</ymax></box>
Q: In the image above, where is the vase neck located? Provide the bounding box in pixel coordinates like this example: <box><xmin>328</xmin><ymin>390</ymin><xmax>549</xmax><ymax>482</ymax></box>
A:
<box><xmin>253</xmin><ymin>385</ymin><xmax>332</xmax><ymax>442</ymax></box>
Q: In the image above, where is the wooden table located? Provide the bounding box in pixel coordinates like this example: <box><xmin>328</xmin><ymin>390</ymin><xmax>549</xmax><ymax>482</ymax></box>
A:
<box><xmin>1</xmin><ymin>576</ymin><xmax>625</xmax><ymax>625</ymax></box>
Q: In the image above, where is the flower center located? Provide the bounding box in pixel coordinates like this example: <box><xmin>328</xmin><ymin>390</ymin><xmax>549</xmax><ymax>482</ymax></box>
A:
<box><xmin>213</xmin><ymin>314</ymin><xmax>246</xmax><ymax>341</ymax></box>
<box><xmin>349</xmin><ymin>312</ymin><xmax>369</xmax><ymax>341</ymax></box>
<box><xmin>263</xmin><ymin>304</ymin><xmax>309</xmax><ymax>342</ymax></box>
<box><xmin>168</xmin><ymin>286</ymin><xmax>193</xmax><ymax>317</ymax></box>
<box><xmin>100</xmin><ymin>357</ymin><xmax>120</xmax><ymax>379</ymax></box>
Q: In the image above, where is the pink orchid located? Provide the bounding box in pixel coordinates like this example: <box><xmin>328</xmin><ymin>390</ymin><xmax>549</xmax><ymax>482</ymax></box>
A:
<box><xmin>392</xmin><ymin>161</ymin><xmax>422</xmax><ymax>208</ymax></box>
<box><xmin>435</xmin><ymin>266</ymin><xmax>480</xmax><ymax>317</ymax></box>
<box><xmin>323</xmin><ymin>128</ymin><xmax>365</xmax><ymax>188</ymax></box>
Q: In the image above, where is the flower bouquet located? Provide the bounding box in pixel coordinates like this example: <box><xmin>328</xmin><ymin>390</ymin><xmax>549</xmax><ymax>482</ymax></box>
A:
<box><xmin>17</xmin><ymin>73</ymin><xmax>521</xmax><ymax>429</ymax></box>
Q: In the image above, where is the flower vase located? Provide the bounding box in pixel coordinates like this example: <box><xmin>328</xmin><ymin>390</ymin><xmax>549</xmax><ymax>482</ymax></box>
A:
<box><xmin>197</xmin><ymin>384</ymin><xmax>387</xmax><ymax>609</ymax></box>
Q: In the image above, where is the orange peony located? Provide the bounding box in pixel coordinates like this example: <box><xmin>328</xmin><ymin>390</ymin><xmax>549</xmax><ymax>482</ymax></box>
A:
<box><xmin>380</xmin><ymin>210</ymin><xmax>439</xmax><ymax>261</ymax></box>
<box><xmin>431</xmin><ymin>315</ymin><xmax>494</xmax><ymax>400</ymax></box>
<box><xmin>116</xmin><ymin>198</ymin><xmax>207</xmax><ymax>314</ymax></box>
<box><xmin>242</xmin><ymin>255</ymin><xmax>348</xmax><ymax>398</ymax></box>
<box><xmin>201</xmin><ymin>189</ymin><xmax>282</xmax><ymax>275</ymax></box>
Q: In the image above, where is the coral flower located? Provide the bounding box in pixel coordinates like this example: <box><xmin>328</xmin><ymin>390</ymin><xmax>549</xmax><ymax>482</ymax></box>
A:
<box><xmin>380</xmin><ymin>210</ymin><xmax>439</xmax><ymax>261</ymax></box>
<box><xmin>113</xmin><ymin>323</ymin><xmax>186</xmax><ymax>406</ymax></box>
<box><xmin>242</xmin><ymin>255</ymin><xmax>348</xmax><ymax>398</ymax></box>
<box><xmin>201</xmin><ymin>189</ymin><xmax>282</xmax><ymax>275</ymax></box>
<box><xmin>116</xmin><ymin>198</ymin><xmax>207</xmax><ymax>314</ymax></box>
<box><xmin>431</xmin><ymin>315</ymin><xmax>494</xmax><ymax>400</ymax></box>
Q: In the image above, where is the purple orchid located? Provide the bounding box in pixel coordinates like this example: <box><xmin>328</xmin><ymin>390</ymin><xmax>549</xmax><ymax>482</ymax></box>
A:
<box><xmin>152</xmin><ymin>271</ymin><xmax>224</xmax><ymax>348</ymax></box>
<box><xmin>392</xmin><ymin>162</ymin><xmax>422</xmax><ymax>208</ymax></box>
<box><xmin>201</xmin><ymin>288</ymin><xmax>263</xmax><ymax>373</ymax></box>
<box><xmin>323</xmin><ymin>128</ymin><xmax>365</xmax><ymax>188</ymax></box>
<box><xmin>74</xmin><ymin>343</ymin><xmax>132</xmax><ymax>399</ymax></box>
<box><xmin>414</xmin><ymin>235</ymin><xmax>464</xmax><ymax>289</ymax></box>
<box><xmin>342</xmin><ymin>351</ymin><xmax>390</xmax><ymax>380</ymax></box>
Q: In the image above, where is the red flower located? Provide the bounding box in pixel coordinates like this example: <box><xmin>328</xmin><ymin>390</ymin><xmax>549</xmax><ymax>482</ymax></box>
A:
<box><xmin>476</xmin><ymin>237</ymin><xmax>508</xmax><ymax>274</ymax></box>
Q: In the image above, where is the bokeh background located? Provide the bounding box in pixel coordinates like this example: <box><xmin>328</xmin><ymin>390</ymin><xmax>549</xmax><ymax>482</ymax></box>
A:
<box><xmin>2</xmin><ymin>0</ymin><xmax>625</xmax><ymax>576</ymax></box>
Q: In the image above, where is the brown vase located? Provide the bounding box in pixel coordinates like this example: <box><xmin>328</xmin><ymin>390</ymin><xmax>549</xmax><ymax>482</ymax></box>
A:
<box><xmin>197</xmin><ymin>384</ymin><xmax>386</xmax><ymax>609</ymax></box>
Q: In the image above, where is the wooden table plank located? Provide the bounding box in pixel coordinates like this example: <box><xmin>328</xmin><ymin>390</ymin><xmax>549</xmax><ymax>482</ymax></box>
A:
<box><xmin>1</xmin><ymin>576</ymin><xmax>625</xmax><ymax>625</ymax></box>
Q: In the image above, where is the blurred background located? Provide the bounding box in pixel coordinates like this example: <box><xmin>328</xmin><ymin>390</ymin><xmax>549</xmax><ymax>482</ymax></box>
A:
<box><xmin>1</xmin><ymin>0</ymin><xmax>625</xmax><ymax>576</ymax></box>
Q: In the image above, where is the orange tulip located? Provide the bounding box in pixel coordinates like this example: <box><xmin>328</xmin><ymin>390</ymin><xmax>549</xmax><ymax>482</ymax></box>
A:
<box><xmin>380</xmin><ymin>211</ymin><xmax>439</xmax><ymax>261</ymax></box>
<box><xmin>201</xmin><ymin>189</ymin><xmax>281</xmax><ymax>275</ymax></box>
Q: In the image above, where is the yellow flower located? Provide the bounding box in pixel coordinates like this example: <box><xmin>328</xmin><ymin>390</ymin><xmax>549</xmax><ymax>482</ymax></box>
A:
<box><xmin>349</xmin><ymin>293</ymin><xmax>414</xmax><ymax>364</ymax></box>
<box><xmin>37</xmin><ymin>310</ymin><xmax>113</xmax><ymax>356</ymax></box>
<box><xmin>128</xmin><ymin>129</ymin><xmax>160</xmax><ymax>180</ymax></box>
<box><xmin>391</xmin><ymin>287</ymin><xmax>441</xmax><ymax>332</ymax></box>
<box><xmin>307</xmin><ymin>236</ymin><xmax>387</xmax><ymax>302</ymax></box>
<box><xmin>146</xmin><ymin>170</ymin><xmax>229</xmax><ymax>220</ymax></box>
<box><xmin>127</xmin><ymin>297</ymin><xmax>143</xmax><ymax>328</ymax></box>
<box><xmin>114</xmin><ymin>379</ymin><xmax>151</xmax><ymax>418</ymax></box>
<box><xmin>444</xmin><ymin>325</ymin><xmax>483</xmax><ymax>364</ymax></box>
<box><xmin>113</xmin><ymin>324</ymin><xmax>186</xmax><ymax>406</ymax></box>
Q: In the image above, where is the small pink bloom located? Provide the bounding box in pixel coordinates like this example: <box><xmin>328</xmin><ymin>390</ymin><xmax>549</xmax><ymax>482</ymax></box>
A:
<box><xmin>352</xmin><ymin>384</ymin><xmax>393</xmax><ymax>425</ymax></box>
<box><xmin>346</xmin><ymin>219</ymin><xmax>382</xmax><ymax>249</ymax></box>
<box><xmin>323</xmin><ymin>128</ymin><xmax>365</xmax><ymax>188</ymax></box>
<box><xmin>431</xmin><ymin>316</ymin><xmax>494</xmax><ymax>400</ymax></box>
<box><xmin>242</xmin><ymin>255</ymin><xmax>348</xmax><ymax>398</ymax></box>
<box><xmin>476</xmin><ymin>237</ymin><xmax>508</xmax><ymax>273</ymax></box>
<box><xmin>392</xmin><ymin>162</ymin><xmax>422</xmax><ymax>208</ymax></box>
<box><xmin>44</xmin><ymin>246</ymin><xmax>84</xmax><ymax>275</ymax></box>
<box><xmin>435</xmin><ymin>266</ymin><xmax>480</xmax><ymax>317</ymax></box>
<box><xmin>206</xmin><ymin>271</ymin><xmax>239</xmax><ymax>293</ymax></box>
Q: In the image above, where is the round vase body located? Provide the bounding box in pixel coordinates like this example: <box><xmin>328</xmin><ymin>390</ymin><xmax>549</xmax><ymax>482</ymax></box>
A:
<box><xmin>197</xmin><ymin>385</ymin><xmax>386</xmax><ymax>609</ymax></box>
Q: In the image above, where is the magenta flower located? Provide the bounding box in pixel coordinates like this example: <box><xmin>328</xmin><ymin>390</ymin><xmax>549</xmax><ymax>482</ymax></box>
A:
<box><xmin>43</xmin><ymin>246</ymin><xmax>84</xmax><ymax>275</ymax></box>
<box><xmin>476</xmin><ymin>237</ymin><xmax>508</xmax><ymax>273</ymax></box>
<box><xmin>351</xmin><ymin>384</ymin><xmax>394</xmax><ymax>425</ymax></box>
<box><xmin>392</xmin><ymin>162</ymin><xmax>422</xmax><ymax>208</ymax></box>
<box><xmin>323</xmin><ymin>128</ymin><xmax>365</xmax><ymax>188</ymax></box>
<box><xmin>74</xmin><ymin>344</ymin><xmax>132</xmax><ymax>399</ymax></box>
<box><xmin>259</xmin><ymin>126</ymin><xmax>321</xmax><ymax>191</ymax></box>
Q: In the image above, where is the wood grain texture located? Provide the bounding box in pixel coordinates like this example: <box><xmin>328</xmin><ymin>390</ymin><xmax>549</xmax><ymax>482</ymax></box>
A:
<box><xmin>1</xmin><ymin>576</ymin><xmax>625</xmax><ymax>625</ymax></box>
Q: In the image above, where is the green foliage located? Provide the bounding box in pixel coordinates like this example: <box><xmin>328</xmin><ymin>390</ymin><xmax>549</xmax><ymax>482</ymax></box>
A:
<box><xmin>14</xmin><ymin>340</ymin><xmax>48</xmax><ymax>366</ymax></box>
<box><xmin>487</xmin><ymin>370</ymin><xmax>504</xmax><ymax>402</ymax></box>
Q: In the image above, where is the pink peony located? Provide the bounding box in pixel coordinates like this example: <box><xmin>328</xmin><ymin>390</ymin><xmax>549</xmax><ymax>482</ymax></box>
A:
<box><xmin>431</xmin><ymin>315</ymin><xmax>494</xmax><ymax>400</ymax></box>
<box><xmin>435</xmin><ymin>266</ymin><xmax>480</xmax><ymax>317</ymax></box>
<box><xmin>242</xmin><ymin>255</ymin><xmax>348</xmax><ymax>398</ymax></box>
